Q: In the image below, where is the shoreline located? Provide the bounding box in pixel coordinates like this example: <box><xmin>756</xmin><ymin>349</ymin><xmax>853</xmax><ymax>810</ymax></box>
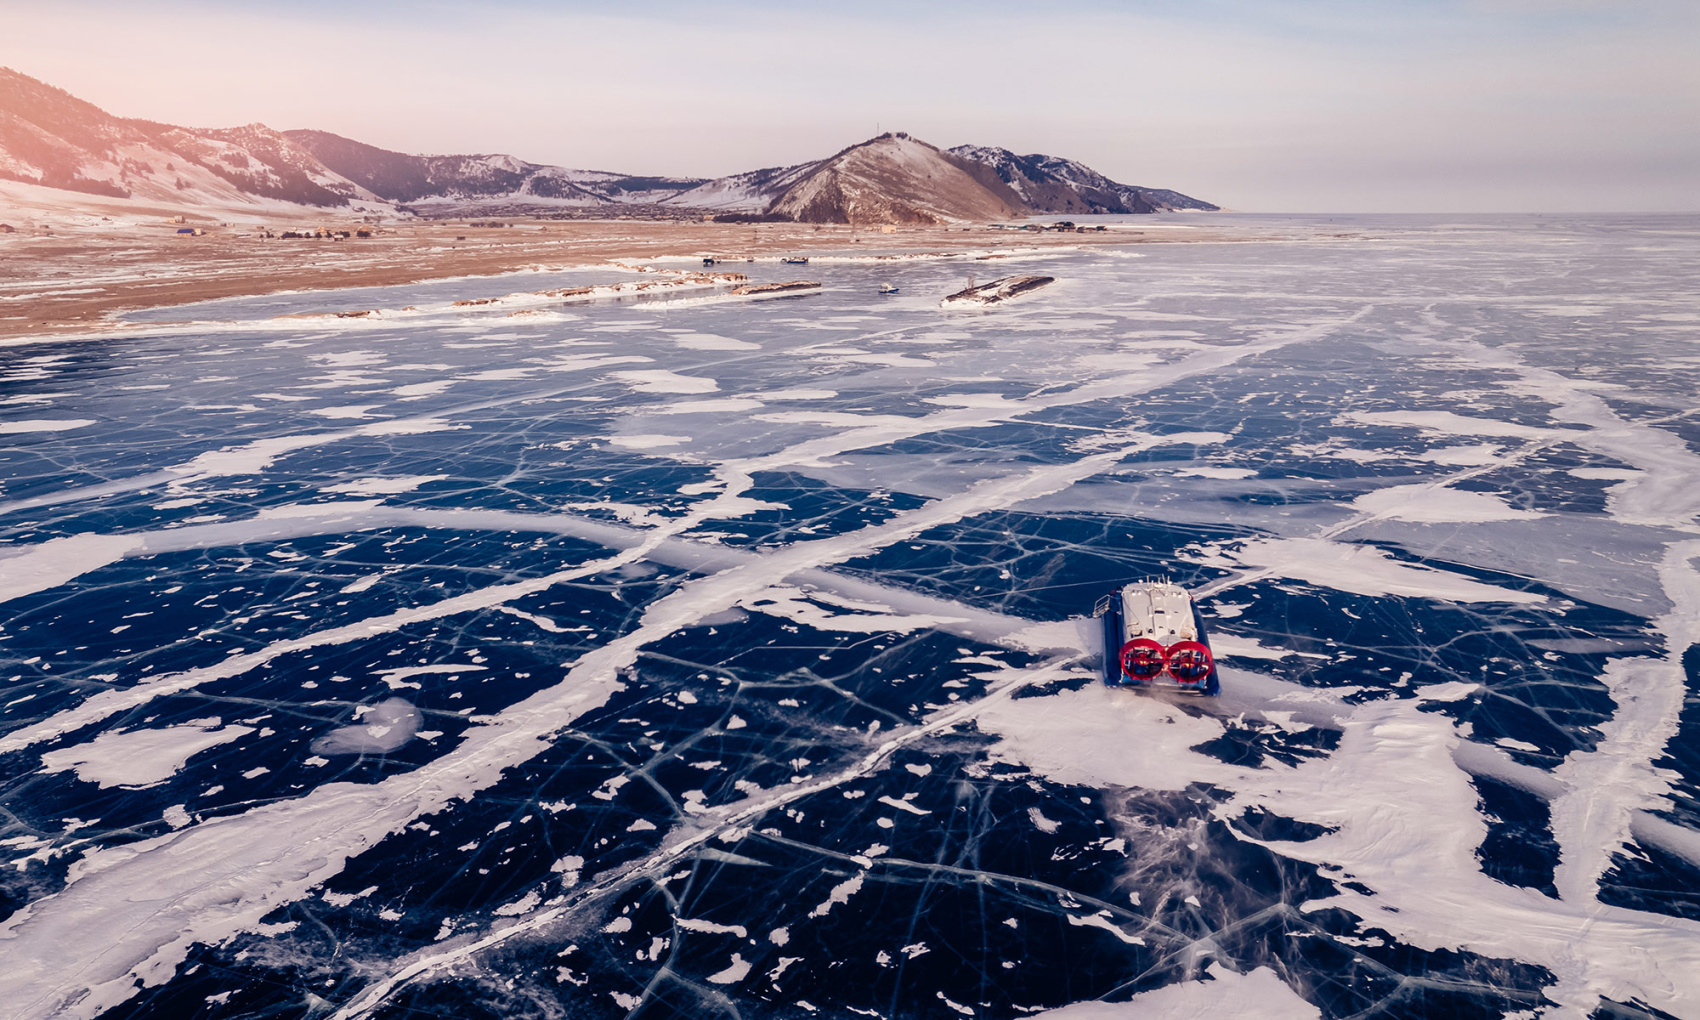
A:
<box><xmin>0</xmin><ymin>212</ymin><xmax>1280</xmax><ymax>343</ymax></box>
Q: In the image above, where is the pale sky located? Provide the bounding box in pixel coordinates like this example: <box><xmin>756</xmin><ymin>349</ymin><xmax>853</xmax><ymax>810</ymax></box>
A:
<box><xmin>4</xmin><ymin>0</ymin><xmax>1697</xmax><ymax>212</ymax></box>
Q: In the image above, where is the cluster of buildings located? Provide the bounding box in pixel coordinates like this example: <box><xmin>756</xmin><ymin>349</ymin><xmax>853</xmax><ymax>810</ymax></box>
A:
<box><xmin>269</xmin><ymin>228</ymin><xmax>374</xmax><ymax>240</ymax></box>
<box><xmin>987</xmin><ymin>221</ymin><xmax>1109</xmax><ymax>233</ymax></box>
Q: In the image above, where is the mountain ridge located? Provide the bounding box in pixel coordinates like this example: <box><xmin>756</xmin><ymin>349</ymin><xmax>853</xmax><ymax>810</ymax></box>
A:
<box><xmin>0</xmin><ymin>69</ymin><xmax>384</xmax><ymax>209</ymax></box>
<box><xmin>765</xmin><ymin>133</ymin><xmax>1026</xmax><ymax>225</ymax></box>
<box><xmin>1</xmin><ymin>66</ymin><xmax>1217</xmax><ymax>221</ymax></box>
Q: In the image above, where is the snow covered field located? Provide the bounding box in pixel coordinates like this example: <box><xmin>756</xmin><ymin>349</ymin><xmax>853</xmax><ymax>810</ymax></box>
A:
<box><xmin>1</xmin><ymin>214</ymin><xmax>1697</xmax><ymax>1020</ymax></box>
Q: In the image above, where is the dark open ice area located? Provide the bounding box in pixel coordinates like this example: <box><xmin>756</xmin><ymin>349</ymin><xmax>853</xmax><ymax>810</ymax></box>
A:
<box><xmin>2</xmin><ymin>214</ymin><xmax>1698</xmax><ymax>1020</ymax></box>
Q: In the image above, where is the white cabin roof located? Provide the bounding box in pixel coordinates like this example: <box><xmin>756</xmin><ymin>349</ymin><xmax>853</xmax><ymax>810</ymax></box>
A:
<box><xmin>1120</xmin><ymin>583</ymin><xmax>1197</xmax><ymax>642</ymax></box>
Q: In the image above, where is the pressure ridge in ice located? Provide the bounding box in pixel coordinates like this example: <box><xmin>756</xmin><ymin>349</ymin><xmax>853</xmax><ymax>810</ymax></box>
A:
<box><xmin>1</xmin><ymin>215</ymin><xmax>1698</xmax><ymax>1020</ymax></box>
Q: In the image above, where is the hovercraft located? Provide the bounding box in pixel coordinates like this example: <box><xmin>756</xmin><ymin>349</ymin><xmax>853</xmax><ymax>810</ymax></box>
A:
<box><xmin>1094</xmin><ymin>580</ymin><xmax>1219</xmax><ymax>695</ymax></box>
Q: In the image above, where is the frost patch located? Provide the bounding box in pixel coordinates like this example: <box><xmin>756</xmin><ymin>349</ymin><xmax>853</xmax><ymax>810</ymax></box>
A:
<box><xmin>310</xmin><ymin>699</ymin><xmax>420</xmax><ymax>755</ymax></box>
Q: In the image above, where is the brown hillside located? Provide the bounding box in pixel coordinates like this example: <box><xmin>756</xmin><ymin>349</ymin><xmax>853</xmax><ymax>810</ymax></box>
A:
<box><xmin>768</xmin><ymin>133</ymin><xmax>1026</xmax><ymax>225</ymax></box>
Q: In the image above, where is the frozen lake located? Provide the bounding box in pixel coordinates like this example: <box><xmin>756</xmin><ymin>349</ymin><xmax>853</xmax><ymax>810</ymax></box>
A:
<box><xmin>2</xmin><ymin>214</ymin><xmax>1698</xmax><ymax>1020</ymax></box>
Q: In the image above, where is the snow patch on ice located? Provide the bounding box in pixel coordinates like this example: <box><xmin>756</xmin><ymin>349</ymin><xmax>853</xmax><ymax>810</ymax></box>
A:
<box><xmin>677</xmin><ymin>917</ymin><xmax>749</xmax><ymax>938</ymax></box>
<box><xmin>607</xmin><ymin>369</ymin><xmax>719</xmax><ymax>394</ymax></box>
<box><xmin>809</xmin><ymin>873</ymin><xmax>866</xmax><ymax>917</ymax></box>
<box><xmin>671</xmin><ymin>333</ymin><xmax>759</xmax><ymax>351</ymax></box>
<box><xmin>0</xmin><ymin>419</ymin><xmax>95</xmax><ymax>434</ymax></box>
<box><xmin>1032</xmin><ymin>964</ymin><xmax>1317</xmax><ymax>1019</ymax></box>
<box><xmin>739</xmin><ymin>585</ymin><xmax>967</xmax><ymax>634</ymax></box>
<box><xmin>1352</xmin><ymin>484</ymin><xmax>1547</xmax><ymax>523</ymax></box>
<box><xmin>706</xmin><ymin>952</ymin><xmax>752</xmax><ymax>985</ymax></box>
<box><xmin>1190</xmin><ymin>537</ymin><xmax>1542</xmax><ymax>604</ymax></box>
<box><xmin>1173</xmin><ymin>466</ymin><xmax>1257</xmax><ymax>480</ymax></box>
<box><xmin>324</xmin><ymin>475</ymin><xmax>448</xmax><ymax>495</ymax></box>
<box><xmin>309</xmin><ymin>699</ymin><xmax>421</xmax><ymax>755</ymax></box>
<box><xmin>610</xmin><ymin>434</ymin><xmax>690</xmax><ymax>449</ymax></box>
<box><xmin>1340</xmin><ymin>410</ymin><xmax>1554</xmax><ymax>440</ymax></box>
<box><xmin>39</xmin><ymin>721</ymin><xmax>254</xmax><ymax>789</ymax></box>
<box><xmin>651</xmin><ymin>398</ymin><xmax>765</xmax><ymax>415</ymax></box>
<box><xmin>0</xmin><ymin>533</ymin><xmax>144</xmax><ymax>606</ymax></box>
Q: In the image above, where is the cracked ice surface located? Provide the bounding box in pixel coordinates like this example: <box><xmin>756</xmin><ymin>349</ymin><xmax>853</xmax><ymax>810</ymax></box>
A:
<box><xmin>1</xmin><ymin>214</ymin><xmax>1699</xmax><ymax>1020</ymax></box>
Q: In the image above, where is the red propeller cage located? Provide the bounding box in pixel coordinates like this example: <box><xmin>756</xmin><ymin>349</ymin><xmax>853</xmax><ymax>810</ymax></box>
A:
<box><xmin>1119</xmin><ymin>638</ymin><xmax>1166</xmax><ymax>681</ymax></box>
<box><xmin>1165</xmin><ymin>640</ymin><xmax>1213</xmax><ymax>684</ymax></box>
<box><xmin>1118</xmin><ymin>638</ymin><xmax>1214</xmax><ymax>684</ymax></box>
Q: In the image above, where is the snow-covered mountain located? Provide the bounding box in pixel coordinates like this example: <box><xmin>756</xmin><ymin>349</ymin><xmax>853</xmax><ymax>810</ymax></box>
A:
<box><xmin>0</xmin><ymin>68</ymin><xmax>384</xmax><ymax>209</ymax></box>
<box><xmin>765</xmin><ymin>133</ymin><xmax>1026</xmax><ymax>225</ymax></box>
<box><xmin>683</xmin><ymin>135</ymin><xmax>1218</xmax><ymax>223</ymax></box>
<box><xmin>1</xmin><ymin>67</ymin><xmax>1216</xmax><ymax>220</ymax></box>
<box><xmin>949</xmin><ymin>144</ymin><xmax>1219</xmax><ymax>213</ymax></box>
<box><xmin>657</xmin><ymin>161</ymin><xmax>821</xmax><ymax>215</ymax></box>
<box><xmin>283</xmin><ymin>130</ymin><xmax>706</xmax><ymax>208</ymax></box>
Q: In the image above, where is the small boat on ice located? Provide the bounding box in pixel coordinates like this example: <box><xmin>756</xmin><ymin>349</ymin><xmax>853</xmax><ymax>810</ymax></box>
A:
<box><xmin>782</xmin><ymin>256</ymin><xmax>810</xmax><ymax>265</ymax></box>
<box><xmin>878</xmin><ymin>282</ymin><xmax>899</xmax><ymax>295</ymax></box>
<box><xmin>1094</xmin><ymin>580</ymin><xmax>1219</xmax><ymax>695</ymax></box>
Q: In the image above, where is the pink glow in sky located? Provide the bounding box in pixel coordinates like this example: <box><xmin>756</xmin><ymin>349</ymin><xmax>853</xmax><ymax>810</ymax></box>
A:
<box><xmin>4</xmin><ymin>0</ymin><xmax>1697</xmax><ymax>212</ymax></box>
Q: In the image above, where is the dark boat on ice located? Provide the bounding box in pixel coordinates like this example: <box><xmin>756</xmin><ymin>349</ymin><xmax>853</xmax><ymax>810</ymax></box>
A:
<box><xmin>1094</xmin><ymin>581</ymin><xmax>1219</xmax><ymax>695</ymax></box>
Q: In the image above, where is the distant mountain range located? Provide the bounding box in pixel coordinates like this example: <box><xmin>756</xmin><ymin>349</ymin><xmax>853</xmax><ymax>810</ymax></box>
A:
<box><xmin>0</xmin><ymin>67</ymin><xmax>1217</xmax><ymax>222</ymax></box>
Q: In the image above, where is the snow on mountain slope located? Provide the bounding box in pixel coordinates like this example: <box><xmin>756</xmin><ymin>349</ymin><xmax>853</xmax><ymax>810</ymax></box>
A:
<box><xmin>157</xmin><ymin>124</ymin><xmax>381</xmax><ymax>206</ymax></box>
<box><xmin>0</xmin><ymin>67</ymin><xmax>379</xmax><ymax>208</ymax></box>
<box><xmin>661</xmin><ymin>160</ymin><xmax>821</xmax><ymax>214</ymax></box>
<box><xmin>286</xmin><ymin>131</ymin><xmax>706</xmax><ymax>209</ymax></box>
<box><xmin>768</xmin><ymin>133</ymin><xmax>1025</xmax><ymax>225</ymax></box>
<box><xmin>3</xmin><ymin>66</ymin><xmax>1218</xmax><ymax>220</ymax></box>
<box><xmin>950</xmin><ymin>144</ymin><xmax>1219</xmax><ymax>212</ymax></box>
<box><xmin>284</xmin><ymin>131</ymin><xmax>580</xmax><ymax>204</ymax></box>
